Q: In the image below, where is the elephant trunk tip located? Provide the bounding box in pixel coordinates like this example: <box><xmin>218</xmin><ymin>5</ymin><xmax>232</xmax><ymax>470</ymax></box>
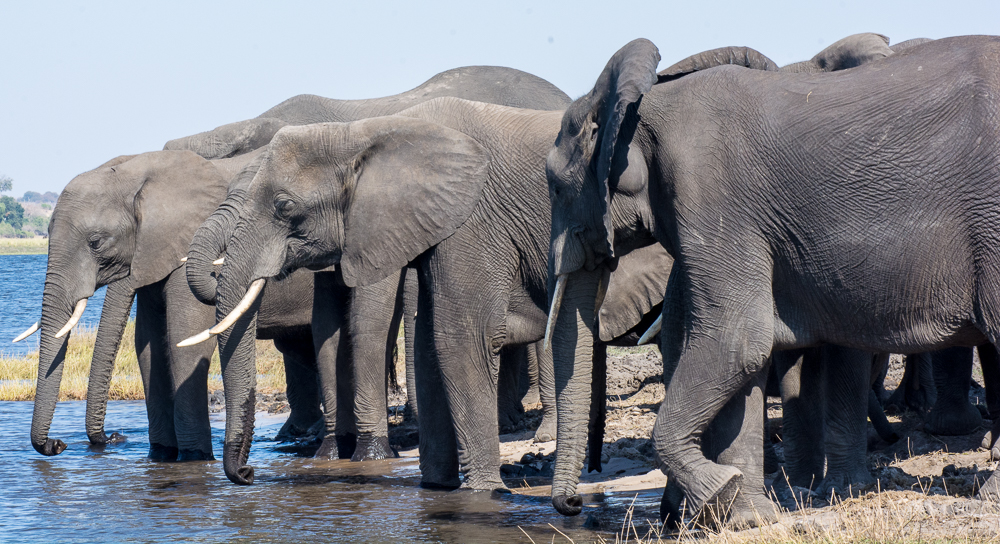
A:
<box><xmin>33</xmin><ymin>437</ymin><xmax>67</xmax><ymax>456</ymax></box>
<box><xmin>226</xmin><ymin>465</ymin><xmax>255</xmax><ymax>486</ymax></box>
<box><xmin>552</xmin><ymin>493</ymin><xmax>584</xmax><ymax>516</ymax></box>
<box><xmin>87</xmin><ymin>431</ymin><xmax>127</xmax><ymax>446</ymax></box>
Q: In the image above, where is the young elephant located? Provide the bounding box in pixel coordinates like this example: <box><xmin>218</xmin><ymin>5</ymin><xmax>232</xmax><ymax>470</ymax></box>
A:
<box><xmin>22</xmin><ymin>149</ymin><xmax>323</xmax><ymax>460</ymax></box>
<box><xmin>547</xmin><ymin>36</ymin><xmax>1000</xmax><ymax>526</ymax></box>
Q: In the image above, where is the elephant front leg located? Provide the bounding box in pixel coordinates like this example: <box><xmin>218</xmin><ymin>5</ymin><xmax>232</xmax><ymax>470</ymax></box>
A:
<box><xmin>272</xmin><ymin>335</ymin><xmax>323</xmax><ymax>442</ymax></box>
<box><xmin>774</xmin><ymin>349</ymin><xmax>826</xmax><ymax>489</ymax></box>
<box><xmin>652</xmin><ymin>271</ymin><xmax>774</xmax><ymax>527</ymax></box>
<box><xmin>925</xmin><ymin>347</ymin><xmax>982</xmax><ymax>435</ymax></box>
<box><xmin>135</xmin><ymin>287</ymin><xmax>178</xmax><ymax>461</ymax></box>
<box><xmin>820</xmin><ymin>347</ymin><xmax>875</xmax><ymax>496</ymax></box>
<box><xmin>311</xmin><ymin>272</ymin><xmax>353</xmax><ymax>460</ymax></box>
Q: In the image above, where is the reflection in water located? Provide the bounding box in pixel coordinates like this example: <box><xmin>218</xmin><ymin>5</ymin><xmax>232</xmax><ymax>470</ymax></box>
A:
<box><xmin>0</xmin><ymin>401</ymin><xmax>660</xmax><ymax>543</ymax></box>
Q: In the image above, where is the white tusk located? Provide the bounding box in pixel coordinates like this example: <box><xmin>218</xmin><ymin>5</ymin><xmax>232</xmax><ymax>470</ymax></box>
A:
<box><xmin>180</xmin><ymin>257</ymin><xmax>188</xmax><ymax>262</ymax></box>
<box><xmin>176</xmin><ymin>329</ymin><xmax>212</xmax><ymax>348</ymax></box>
<box><xmin>175</xmin><ymin>278</ymin><xmax>265</xmax><ymax>347</ymax></box>
<box><xmin>55</xmin><ymin>299</ymin><xmax>88</xmax><ymax>338</ymax></box>
<box><xmin>212</xmin><ymin>257</ymin><xmax>225</xmax><ymax>266</ymax></box>
<box><xmin>12</xmin><ymin>322</ymin><xmax>39</xmax><ymax>343</ymax></box>
<box><xmin>543</xmin><ymin>275</ymin><xmax>568</xmax><ymax>352</ymax></box>
<box><xmin>637</xmin><ymin>314</ymin><xmax>662</xmax><ymax>345</ymax></box>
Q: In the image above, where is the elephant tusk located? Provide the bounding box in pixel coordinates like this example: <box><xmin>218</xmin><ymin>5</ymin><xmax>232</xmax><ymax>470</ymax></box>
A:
<box><xmin>55</xmin><ymin>299</ymin><xmax>88</xmax><ymax>338</ymax></box>
<box><xmin>213</xmin><ymin>257</ymin><xmax>225</xmax><ymax>266</ymax></box>
<box><xmin>176</xmin><ymin>329</ymin><xmax>212</xmax><ymax>348</ymax></box>
<box><xmin>12</xmin><ymin>322</ymin><xmax>39</xmax><ymax>343</ymax></box>
<box><xmin>175</xmin><ymin>279</ymin><xmax>265</xmax><ymax>347</ymax></box>
<box><xmin>637</xmin><ymin>314</ymin><xmax>662</xmax><ymax>345</ymax></box>
<box><xmin>180</xmin><ymin>257</ymin><xmax>188</xmax><ymax>263</ymax></box>
<box><xmin>543</xmin><ymin>274</ymin><xmax>568</xmax><ymax>352</ymax></box>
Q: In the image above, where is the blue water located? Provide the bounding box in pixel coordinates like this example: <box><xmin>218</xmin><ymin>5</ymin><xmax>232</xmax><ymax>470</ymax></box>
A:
<box><xmin>0</xmin><ymin>254</ymin><xmax>135</xmax><ymax>357</ymax></box>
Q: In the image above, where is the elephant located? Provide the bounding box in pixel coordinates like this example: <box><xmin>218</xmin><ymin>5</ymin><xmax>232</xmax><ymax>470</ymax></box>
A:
<box><xmin>23</xmin><ymin>148</ymin><xmax>329</xmax><ymax>460</ymax></box>
<box><xmin>178</xmin><ymin>67</ymin><xmax>574</xmax><ymax>483</ymax></box>
<box><xmin>190</xmin><ymin>92</ymin><xmax>680</xmax><ymax>492</ymax></box>
<box><xmin>545</xmin><ymin>36</ymin><xmax>1000</xmax><ymax>526</ymax></box>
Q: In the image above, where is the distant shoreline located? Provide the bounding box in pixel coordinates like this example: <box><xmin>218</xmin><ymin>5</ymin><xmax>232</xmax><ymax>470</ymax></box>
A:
<box><xmin>0</xmin><ymin>238</ymin><xmax>47</xmax><ymax>255</ymax></box>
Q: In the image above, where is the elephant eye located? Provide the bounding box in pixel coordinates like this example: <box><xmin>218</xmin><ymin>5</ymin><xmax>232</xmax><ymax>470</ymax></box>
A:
<box><xmin>88</xmin><ymin>237</ymin><xmax>104</xmax><ymax>250</ymax></box>
<box><xmin>274</xmin><ymin>197</ymin><xmax>296</xmax><ymax>217</ymax></box>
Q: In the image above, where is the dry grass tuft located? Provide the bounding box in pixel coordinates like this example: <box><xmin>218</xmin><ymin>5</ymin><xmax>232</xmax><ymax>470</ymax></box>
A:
<box><xmin>0</xmin><ymin>237</ymin><xmax>48</xmax><ymax>255</ymax></box>
<box><xmin>0</xmin><ymin>321</ymin><xmax>287</xmax><ymax>401</ymax></box>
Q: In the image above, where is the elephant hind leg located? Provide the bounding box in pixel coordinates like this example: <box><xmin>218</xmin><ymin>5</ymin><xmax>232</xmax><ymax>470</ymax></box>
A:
<box><xmin>273</xmin><ymin>334</ymin><xmax>323</xmax><ymax>442</ymax></box>
<box><xmin>924</xmin><ymin>347</ymin><xmax>982</xmax><ymax>436</ymax></box>
<box><xmin>135</xmin><ymin>284</ymin><xmax>178</xmax><ymax>461</ymax></box>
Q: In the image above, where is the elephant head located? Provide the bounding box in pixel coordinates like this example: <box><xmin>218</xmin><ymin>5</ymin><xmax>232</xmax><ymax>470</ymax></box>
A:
<box><xmin>186</xmin><ymin>116</ymin><xmax>490</xmax><ymax>484</ymax></box>
<box><xmin>27</xmin><ymin>150</ymin><xmax>229</xmax><ymax>456</ymax></box>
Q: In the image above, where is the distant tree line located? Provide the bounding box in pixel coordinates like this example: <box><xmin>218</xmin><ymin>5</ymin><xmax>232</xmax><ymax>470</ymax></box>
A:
<box><xmin>0</xmin><ymin>174</ymin><xmax>60</xmax><ymax>237</ymax></box>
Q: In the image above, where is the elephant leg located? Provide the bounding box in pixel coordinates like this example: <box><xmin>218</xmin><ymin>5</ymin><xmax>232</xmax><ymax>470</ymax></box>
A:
<box><xmin>534</xmin><ymin>341</ymin><xmax>556</xmax><ymax>443</ymax></box>
<box><xmin>134</xmin><ymin>285</ymin><xmax>177</xmax><ymax>461</ymax></box>
<box><xmin>163</xmin><ymin>268</ymin><xmax>217</xmax><ymax>460</ymax></box>
<box><xmin>820</xmin><ymin>347</ymin><xmax>875</xmax><ymax>495</ymax></box>
<box><xmin>868</xmin><ymin>389</ymin><xmax>900</xmax><ymax>444</ymax></box>
<box><xmin>521</xmin><ymin>340</ymin><xmax>540</xmax><ymax>406</ymax></box>
<box><xmin>888</xmin><ymin>353</ymin><xmax>936</xmax><ymax>413</ymax></box>
<box><xmin>925</xmin><ymin>347</ymin><xmax>982</xmax><ymax>435</ymax></box>
<box><xmin>775</xmin><ymin>349</ymin><xmax>825</xmax><ymax>488</ymax></box>
<box><xmin>763</xmin><ymin>396</ymin><xmax>779</xmax><ymax>475</ymax></box>
<box><xmin>497</xmin><ymin>344</ymin><xmax>526</xmax><ymax>431</ymax></box>
<box><xmin>402</xmin><ymin>269</ymin><xmax>419</xmax><ymax>423</ymax></box>
<box><xmin>311</xmin><ymin>272</ymin><xmax>352</xmax><ymax>459</ymax></box>
<box><xmin>272</xmin><ymin>334</ymin><xmax>323</xmax><ymax>442</ymax></box>
<box><xmin>413</xmin><ymin>266</ymin><xmax>460</xmax><ymax>488</ymax></box>
<box><xmin>651</xmin><ymin>272</ymin><xmax>774</xmax><ymax>526</ymax></box>
<box><xmin>587</xmin><ymin>342</ymin><xmax>607</xmax><ymax>473</ymax></box>
<box><xmin>978</xmin><ymin>345</ymin><xmax>1000</xmax><ymax>456</ymax></box>
<box><xmin>348</xmin><ymin>272</ymin><xmax>403</xmax><ymax>461</ymax></box>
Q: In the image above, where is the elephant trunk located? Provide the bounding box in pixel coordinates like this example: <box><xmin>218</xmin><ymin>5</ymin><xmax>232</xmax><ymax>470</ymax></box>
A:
<box><xmin>85</xmin><ymin>278</ymin><xmax>136</xmax><ymax>444</ymax></box>
<box><xmin>187</xmin><ymin>192</ymin><xmax>246</xmax><ymax>305</ymax></box>
<box><xmin>550</xmin><ymin>268</ymin><xmax>601</xmax><ymax>516</ymax></box>
<box><xmin>215</xmin><ymin>220</ymin><xmax>275</xmax><ymax>485</ymax></box>
<box><xmin>30</xmin><ymin>284</ymin><xmax>80</xmax><ymax>455</ymax></box>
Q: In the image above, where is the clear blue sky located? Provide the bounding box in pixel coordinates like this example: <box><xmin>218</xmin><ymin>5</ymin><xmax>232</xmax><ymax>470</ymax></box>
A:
<box><xmin>2</xmin><ymin>0</ymin><xmax>998</xmax><ymax>194</ymax></box>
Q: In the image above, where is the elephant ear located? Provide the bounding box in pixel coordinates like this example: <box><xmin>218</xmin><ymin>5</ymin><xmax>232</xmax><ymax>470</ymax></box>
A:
<box><xmin>568</xmin><ymin>38</ymin><xmax>660</xmax><ymax>257</ymax></box>
<box><xmin>658</xmin><ymin>46</ymin><xmax>778</xmax><ymax>81</ymax></box>
<box><xmin>338</xmin><ymin>116</ymin><xmax>490</xmax><ymax>288</ymax></box>
<box><xmin>129</xmin><ymin>151</ymin><xmax>230</xmax><ymax>288</ymax></box>
<box><xmin>598</xmin><ymin>244</ymin><xmax>674</xmax><ymax>342</ymax></box>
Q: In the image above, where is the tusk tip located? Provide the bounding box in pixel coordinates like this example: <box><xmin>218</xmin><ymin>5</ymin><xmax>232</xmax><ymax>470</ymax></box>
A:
<box><xmin>180</xmin><ymin>257</ymin><xmax>188</xmax><ymax>262</ymax></box>
<box><xmin>637</xmin><ymin>315</ymin><xmax>662</xmax><ymax>346</ymax></box>
<box><xmin>177</xmin><ymin>330</ymin><xmax>213</xmax><ymax>347</ymax></box>
<box><xmin>12</xmin><ymin>322</ymin><xmax>39</xmax><ymax>343</ymax></box>
<box><xmin>212</xmin><ymin>258</ymin><xmax>225</xmax><ymax>266</ymax></box>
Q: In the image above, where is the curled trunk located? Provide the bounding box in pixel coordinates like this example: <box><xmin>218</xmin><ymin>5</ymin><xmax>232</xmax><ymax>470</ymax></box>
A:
<box><xmin>187</xmin><ymin>192</ymin><xmax>246</xmax><ymax>305</ymax></box>
<box><xmin>85</xmin><ymin>278</ymin><xmax>136</xmax><ymax>444</ymax></box>
<box><xmin>550</xmin><ymin>268</ymin><xmax>601</xmax><ymax>516</ymax></box>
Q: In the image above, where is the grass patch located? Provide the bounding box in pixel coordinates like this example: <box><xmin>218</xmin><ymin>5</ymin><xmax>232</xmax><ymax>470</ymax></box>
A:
<box><xmin>0</xmin><ymin>320</ymin><xmax>287</xmax><ymax>401</ymax></box>
<box><xmin>0</xmin><ymin>237</ymin><xmax>47</xmax><ymax>255</ymax></box>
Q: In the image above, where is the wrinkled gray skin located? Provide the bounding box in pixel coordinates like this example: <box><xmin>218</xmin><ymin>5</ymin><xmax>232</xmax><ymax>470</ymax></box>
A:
<box><xmin>547</xmin><ymin>36</ymin><xmax>1000</xmax><ymax>526</ymax></box>
<box><xmin>29</xmin><ymin>149</ymin><xmax>321</xmax><ymax>460</ymax></box>
<box><xmin>210</xmin><ymin>96</ymin><xmax>671</xmax><ymax>491</ymax></box>
<box><xmin>183</xmin><ymin>68</ymin><xmax>572</xmax><ymax>479</ymax></box>
<box><xmin>781</xmin><ymin>33</ymin><xmax>893</xmax><ymax>73</ymax></box>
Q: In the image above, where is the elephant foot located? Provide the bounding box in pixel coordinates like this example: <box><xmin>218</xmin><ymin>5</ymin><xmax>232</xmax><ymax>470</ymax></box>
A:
<box><xmin>178</xmin><ymin>448</ymin><xmax>216</xmax><ymax>461</ymax></box>
<box><xmin>419</xmin><ymin>479</ymin><xmax>461</xmax><ymax>490</ymax></box>
<box><xmin>660</xmin><ymin>479</ymin><xmax>686</xmax><ymax>528</ymax></box>
<box><xmin>275</xmin><ymin>417</ymin><xmax>320</xmax><ymax>443</ymax></box>
<box><xmin>459</xmin><ymin>474</ymin><xmax>507</xmax><ymax>492</ymax></box>
<box><xmin>684</xmin><ymin>463</ymin><xmax>745</xmax><ymax>530</ymax></box>
<box><xmin>724</xmin><ymin>489</ymin><xmax>779</xmax><ymax>529</ymax></box>
<box><xmin>336</xmin><ymin>433</ymin><xmax>357</xmax><ymax>460</ymax></box>
<box><xmin>148</xmin><ymin>443</ymin><xmax>179</xmax><ymax>461</ymax></box>
<box><xmin>533</xmin><ymin>413</ymin><xmax>556</xmax><ymax>443</ymax></box>
<box><xmin>820</xmin><ymin>468</ymin><xmax>875</xmax><ymax>498</ymax></box>
<box><xmin>88</xmin><ymin>431</ymin><xmax>127</xmax><ymax>446</ymax></box>
<box><xmin>976</xmin><ymin>471</ymin><xmax>1000</xmax><ymax>501</ymax></box>
<box><xmin>313</xmin><ymin>437</ymin><xmax>339</xmax><ymax>460</ymax></box>
<box><xmin>351</xmin><ymin>433</ymin><xmax>397</xmax><ymax>461</ymax></box>
<box><xmin>925</xmin><ymin>401</ymin><xmax>983</xmax><ymax>435</ymax></box>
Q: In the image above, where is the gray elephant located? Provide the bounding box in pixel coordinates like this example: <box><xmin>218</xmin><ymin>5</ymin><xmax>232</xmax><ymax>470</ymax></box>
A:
<box><xmin>546</xmin><ymin>36</ymin><xmax>1000</xmax><ymax>526</ymax></box>
<box><xmin>178</xmin><ymin>66</ymin><xmax>573</xmax><ymax>483</ymax></box>
<box><xmin>23</xmin><ymin>148</ymin><xmax>327</xmax><ymax>460</ymax></box>
<box><xmin>193</xmin><ymin>92</ymin><xmax>679</xmax><ymax>492</ymax></box>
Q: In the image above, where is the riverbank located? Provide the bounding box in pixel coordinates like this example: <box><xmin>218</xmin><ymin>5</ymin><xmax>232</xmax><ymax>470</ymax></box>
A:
<box><xmin>0</xmin><ymin>321</ymin><xmax>287</xmax><ymax>401</ymax></box>
<box><xmin>0</xmin><ymin>237</ymin><xmax>47</xmax><ymax>255</ymax></box>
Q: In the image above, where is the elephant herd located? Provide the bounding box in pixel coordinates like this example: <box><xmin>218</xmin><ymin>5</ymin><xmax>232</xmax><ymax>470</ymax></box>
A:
<box><xmin>20</xmin><ymin>32</ymin><xmax>1000</xmax><ymax>529</ymax></box>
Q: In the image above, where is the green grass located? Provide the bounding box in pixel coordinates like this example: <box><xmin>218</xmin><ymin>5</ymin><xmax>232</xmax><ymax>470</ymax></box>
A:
<box><xmin>0</xmin><ymin>320</ymin><xmax>287</xmax><ymax>401</ymax></box>
<box><xmin>0</xmin><ymin>237</ymin><xmax>47</xmax><ymax>255</ymax></box>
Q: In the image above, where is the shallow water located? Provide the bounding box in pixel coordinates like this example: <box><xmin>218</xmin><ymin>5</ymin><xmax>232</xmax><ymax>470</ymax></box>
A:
<box><xmin>0</xmin><ymin>254</ymin><xmax>133</xmax><ymax>357</ymax></box>
<box><xmin>0</xmin><ymin>401</ymin><xmax>661</xmax><ymax>543</ymax></box>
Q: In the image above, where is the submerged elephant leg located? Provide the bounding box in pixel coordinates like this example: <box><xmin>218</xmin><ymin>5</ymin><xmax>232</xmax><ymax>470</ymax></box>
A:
<box><xmin>272</xmin><ymin>334</ymin><xmax>323</xmax><ymax>442</ymax></box>
<box><xmin>774</xmin><ymin>349</ymin><xmax>825</xmax><ymax>489</ymax></box>
<box><xmin>348</xmin><ymin>273</ymin><xmax>403</xmax><ymax>461</ymax></box>
<box><xmin>163</xmin><ymin>269</ymin><xmax>217</xmax><ymax>460</ymax></box>
<box><xmin>311</xmin><ymin>272</ymin><xmax>352</xmax><ymax>459</ymax></box>
<box><xmin>925</xmin><ymin>347</ymin><xmax>982</xmax><ymax>435</ymax></box>
<box><xmin>533</xmin><ymin>341</ymin><xmax>556</xmax><ymax>443</ymax></box>
<box><xmin>134</xmin><ymin>284</ymin><xmax>177</xmax><ymax>461</ymax></box>
<box><xmin>820</xmin><ymin>347</ymin><xmax>875</xmax><ymax>495</ymax></box>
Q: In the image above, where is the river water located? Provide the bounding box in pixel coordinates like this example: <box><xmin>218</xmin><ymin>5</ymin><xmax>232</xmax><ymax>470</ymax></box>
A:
<box><xmin>0</xmin><ymin>255</ymin><xmax>662</xmax><ymax>543</ymax></box>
